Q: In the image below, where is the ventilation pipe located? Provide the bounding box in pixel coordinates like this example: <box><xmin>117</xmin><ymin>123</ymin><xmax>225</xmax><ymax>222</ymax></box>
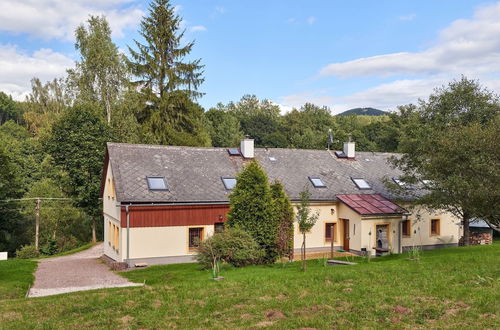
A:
<box><xmin>240</xmin><ymin>138</ymin><xmax>254</xmax><ymax>158</ymax></box>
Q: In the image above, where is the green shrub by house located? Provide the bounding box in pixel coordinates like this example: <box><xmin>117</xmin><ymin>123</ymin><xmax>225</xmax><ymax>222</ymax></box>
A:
<box><xmin>196</xmin><ymin>227</ymin><xmax>263</xmax><ymax>269</ymax></box>
<box><xmin>227</xmin><ymin>161</ymin><xmax>279</xmax><ymax>263</ymax></box>
<box><xmin>270</xmin><ymin>181</ymin><xmax>294</xmax><ymax>260</ymax></box>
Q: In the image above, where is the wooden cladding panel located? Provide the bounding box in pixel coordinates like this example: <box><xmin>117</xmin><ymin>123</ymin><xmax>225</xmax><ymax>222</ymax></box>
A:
<box><xmin>120</xmin><ymin>204</ymin><xmax>230</xmax><ymax>228</ymax></box>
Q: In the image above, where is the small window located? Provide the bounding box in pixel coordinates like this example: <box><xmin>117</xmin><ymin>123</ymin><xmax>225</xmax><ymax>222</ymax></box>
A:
<box><xmin>402</xmin><ymin>220</ymin><xmax>411</xmax><ymax>237</ymax></box>
<box><xmin>352</xmin><ymin>178</ymin><xmax>371</xmax><ymax>190</ymax></box>
<box><xmin>430</xmin><ymin>219</ymin><xmax>440</xmax><ymax>236</ymax></box>
<box><xmin>325</xmin><ymin>223</ymin><xmax>336</xmax><ymax>242</ymax></box>
<box><xmin>309</xmin><ymin>176</ymin><xmax>326</xmax><ymax>188</ymax></box>
<box><xmin>147</xmin><ymin>177</ymin><xmax>168</xmax><ymax>191</ymax></box>
<box><xmin>214</xmin><ymin>222</ymin><xmax>225</xmax><ymax>233</ymax></box>
<box><xmin>227</xmin><ymin>148</ymin><xmax>241</xmax><ymax>156</ymax></box>
<box><xmin>269</xmin><ymin>157</ymin><xmax>276</xmax><ymax>161</ymax></box>
<box><xmin>221</xmin><ymin>177</ymin><xmax>237</xmax><ymax>190</ymax></box>
<box><xmin>189</xmin><ymin>227</ymin><xmax>204</xmax><ymax>249</ymax></box>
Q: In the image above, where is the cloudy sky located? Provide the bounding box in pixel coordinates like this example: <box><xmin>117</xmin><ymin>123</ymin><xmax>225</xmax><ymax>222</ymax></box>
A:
<box><xmin>1</xmin><ymin>0</ymin><xmax>500</xmax><ymax>113</ymax></box>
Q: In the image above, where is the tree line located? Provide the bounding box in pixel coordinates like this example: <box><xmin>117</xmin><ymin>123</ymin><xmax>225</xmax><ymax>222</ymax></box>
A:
<box><xmin>0</xmin><ymin>0</ymin><xmax>498</xmax><ymax>256</ymax></box>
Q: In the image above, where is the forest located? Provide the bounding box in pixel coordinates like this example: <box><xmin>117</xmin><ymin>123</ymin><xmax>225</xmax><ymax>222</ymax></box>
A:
<box><xmin>1</xmin><ymin>0</ymin><xmax>498</xmax><ymax>256</ymax></box>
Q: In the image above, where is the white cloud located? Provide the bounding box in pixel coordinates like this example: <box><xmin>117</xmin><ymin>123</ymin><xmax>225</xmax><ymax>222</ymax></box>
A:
<box><xmin>399</xmin><ymin>13</ymin><xmax>416</xmax><ymax>21</ymax></box>
<box><xmin>307</xmin><ymin>16</ymin><xmax>317</xmax><ymax>25</ymax></box>
<box><xmin>319</xmin><ymin>2</ymin><xmax>500</xmax><ymax>78</ymax></box>
<box><xmin>190</xmin><ymin>25</ymin><xmax>207</xmax><ymax>32</ymax></box>
<box><xmin>0</xmin><ymin>0</ymin><xmax>143</xmax><ymax>40</ymax></box>
<box><xmin>0</xmin><ymin>45</ymin><xmax>73</xmax><ymax>100</ymax></box>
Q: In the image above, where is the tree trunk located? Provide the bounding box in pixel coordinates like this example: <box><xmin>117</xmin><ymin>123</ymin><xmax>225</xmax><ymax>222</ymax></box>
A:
<box><xmin>91</xmin><ymin>218</ymin><xmax>97</xmax><ymax>243</ymax></box>
<box><xmin>301</xmin><ymin>232</ymin><xmax>306</xmax><ymax>271</ymax></box>
<box><xmin>462</xmin><ymin>213</ymin><xmax>470</xmax><ymax>246</ymax></box>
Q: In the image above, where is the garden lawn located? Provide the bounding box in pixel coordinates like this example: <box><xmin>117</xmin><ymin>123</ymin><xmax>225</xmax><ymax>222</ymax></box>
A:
<box><xmin>0</xmin><ymin>259</ymin><xmax>37</xmax><ymax>300</ymax></box>
<box><xmin>0</xmin><ymin>243</ymin><xmax>499</xmax><ymax>329</ymax></box>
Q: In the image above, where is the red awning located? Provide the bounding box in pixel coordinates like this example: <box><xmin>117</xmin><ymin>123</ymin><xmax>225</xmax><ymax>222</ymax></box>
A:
<box><xmin>336</xmin><ymin>194</ymin><xmax>406</xmax><ymax>216</ymax></box>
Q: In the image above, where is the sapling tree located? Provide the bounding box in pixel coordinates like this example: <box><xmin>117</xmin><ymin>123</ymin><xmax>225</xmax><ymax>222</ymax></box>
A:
<box><xmin>296</xmin><ymin>188</ymin><xmax>319</xmax><ymax>271</ymax></box>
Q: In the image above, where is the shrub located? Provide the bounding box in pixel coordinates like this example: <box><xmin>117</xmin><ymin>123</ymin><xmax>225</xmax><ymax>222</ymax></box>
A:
<box><xmin>16</xmin><ymin>245</ymin><xmax>40</xmax><ymax>259</ymax></box>
<box><xmin>41</xmin><ymin>238</ymin><xmax>58</xmax><ymax>255</ymax></box>
<box><xmin>197</xmin><ymin>228</ymin><xmax>263</xmax><ymax>269</ymax></box>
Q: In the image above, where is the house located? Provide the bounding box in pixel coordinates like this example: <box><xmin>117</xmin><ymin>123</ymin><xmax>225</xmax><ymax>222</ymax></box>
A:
<box><xmin>101</xmin><ymin>139</ymin><xmax>461</xmax><ymax>266</ymax></box>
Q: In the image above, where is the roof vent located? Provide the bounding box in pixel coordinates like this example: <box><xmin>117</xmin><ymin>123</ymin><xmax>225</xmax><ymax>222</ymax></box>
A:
<box><xmin>240</xmin><ymin>138</ymin><xmax>254</xmax><ymax>158</ymax></box>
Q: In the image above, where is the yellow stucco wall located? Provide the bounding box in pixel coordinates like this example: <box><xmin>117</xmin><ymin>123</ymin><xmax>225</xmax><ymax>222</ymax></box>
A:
<box><xmin>337</xmin><ymin>203</ymin><xmax>363</xmax><ymax>251</ymax></box>
<box><xmin>103</xmin><ymin>162</ymin><xmax>121</xmax><ymax>261</ymax></box>
<box><xmin>292</xmin><ymin>203</ymin><xmax>343</xmax><ymax>250</ymax></box>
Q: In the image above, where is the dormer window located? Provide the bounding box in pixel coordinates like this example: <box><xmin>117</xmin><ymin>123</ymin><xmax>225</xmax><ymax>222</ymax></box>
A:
<box><xmin>352</xmin><ymin>178</ymin><xmax>371</xmax><ymax>190</ymax></box>
<box><xmin>146</xmin><ymin>176</ymin><xmax>168</xmax><ymax>191</ymax></box>
<box><xmin>309</xmin><ymin>176</ymin><xmax>326</xmax><ymax>188</ymax></box>
<box><xmin>221</xmin><ymin>177</ymin><xmax>237</xmax><ymax>190</ymax></box>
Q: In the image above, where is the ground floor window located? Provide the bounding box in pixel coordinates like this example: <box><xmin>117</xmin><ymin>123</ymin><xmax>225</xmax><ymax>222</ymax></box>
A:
<box><xmin>430</xmin><ymin>219</ymin><xmax>440</xmax><ymax>236</ymax></box>
<box><xmin>214</xmin><ymin>222</ymin><xmax>225</xmax><ymax>233</ymax></box>
<box><xmin>402</xmin><ymin>219</ymin><xmax>411</xmax><ymax>237</ymax></box>
<box><xmin>325</xmin><ymin>222</ymin><xmax>336</xmax><ymax>242</ymax></box>
<box><xmin>189</xmin><ymin>227</ymin><xmax>204</xmax><ymax>249</ymax></box>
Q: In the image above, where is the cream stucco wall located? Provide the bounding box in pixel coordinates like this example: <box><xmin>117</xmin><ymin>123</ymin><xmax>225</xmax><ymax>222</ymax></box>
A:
<box><xmin>103</xmin><ymin>162</ymin><xmax>122</xmax><ymax>260</ymax></box>
<box><xmin>120</xmin><ymin>224</ymin><xmax>216</xmax><ymax>260</ymax></box>
<box><xmin>292</xmin><ymin>203</ymin><xmax>343</xmax><ymax>250</ymax></box>
<box><xmin>400</xmin><ymin>206</ymin><xmax>461</xmax><ymax>248</ymax></box>
<box><xmin>337</xmin><ymin>203</ymin><xmax>363</xmax><ymax>251</ymax></box>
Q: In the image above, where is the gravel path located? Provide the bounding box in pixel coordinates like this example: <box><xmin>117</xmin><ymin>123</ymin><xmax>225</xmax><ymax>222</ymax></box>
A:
<box><xmin>28</xmin><ymin>243</ymin><xmax>141</xmax><ymax>298</ymax></box>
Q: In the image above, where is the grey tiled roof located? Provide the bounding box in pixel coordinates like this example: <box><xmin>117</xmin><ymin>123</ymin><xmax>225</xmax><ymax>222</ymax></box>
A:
<box><xmin>106</xmin><ymin>142</ymin><xmax>407</xmax><ymax>203</ymax></box>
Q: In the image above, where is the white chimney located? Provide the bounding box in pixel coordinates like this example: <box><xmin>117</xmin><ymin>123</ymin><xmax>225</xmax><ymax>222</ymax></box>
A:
<box><xmin>343</xmin><ymin>141</ymin><xmax>355</xmax><ymax>158</ymax></box>
<box><xmin>240</xmin><ymin>138</ymin><xmax>254</xmax><ymax>158</ymax></box>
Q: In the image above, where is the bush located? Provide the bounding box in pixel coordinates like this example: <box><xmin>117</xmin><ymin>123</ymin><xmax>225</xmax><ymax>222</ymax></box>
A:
<box><xmin>197</xmin><ymin>228</ymin><xmax>263</xmax><ymax>269</ymax></box>
<box><xmin>41</xmin><ymin>238</ymin><xmax>58</xmax><ymax>255</ymax></box>
<box><xmin>15</xmin><ymin>245</ymin><xmax>40</xmax><ymax>259</ymax></box>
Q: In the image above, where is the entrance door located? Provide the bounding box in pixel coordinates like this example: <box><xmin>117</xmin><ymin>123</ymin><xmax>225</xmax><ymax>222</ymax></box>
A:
<box><xmin>342</xmin><ymin>219</ymin><xmax>350</xmax><ymax>251</ymax></box>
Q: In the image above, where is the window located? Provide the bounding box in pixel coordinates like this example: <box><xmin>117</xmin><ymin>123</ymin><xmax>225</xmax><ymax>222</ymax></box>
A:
<box><xmin>221</xmin><ymin>177</ymin><xmax>237</xmax><ymax>190</ymax></box>
<box><xmin>214</xmin><ymin>222</ymin><xmax>225</xmax><ymax>233</ymax></box>
<box><xmin>189</xmin><ymin>227</ymin><xmax>204</xmax><ymax>249</ymax></box>
<box><xmin>402</xmin><ymin>219</ymin><xmax>411</xmax><ymax>237</ymax></box>
<box><xmin>227</xmin><ymin>148</ymin><xmax>241</xmax><ymax>156</ymax></box>
<box><xmin>146</xmin><ymin>176</ymin><xmax>168</xmax><ymax>191</ymax></box>
<box><xmin>309</xmin><ymin>176</ymin><xmax>326</xmax><ymax>188</ymax></box>
<box><xmin>325</xmin><ymin>223</ymin><xmax>336</xmax><ymax>242</ymax></box>
<box><xmin>108</xmin><ymin>221</ymin><xmax>112</xmax><ymax>245</ymax></box>
<box><xmin>269</xmin><ymin>157</ymin><xmax>276</xmax><ymax>161</ymax></box>
<box><xmin>352</xmin><ymin>178</ymin><xmax>371</xmax><ymax>190</ymax></box>
<box><xmin>430</xmin><ymin>219</ymin><xmax>440</xmax><ymax>236</ymax></box>
<box><xmin>393</xmin><ymin>177</ymin><xmax>406</xmax><ymax>187</ymax></box>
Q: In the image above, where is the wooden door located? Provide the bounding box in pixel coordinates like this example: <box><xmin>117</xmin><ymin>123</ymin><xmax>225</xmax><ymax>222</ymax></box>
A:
<box><xmin>342</xmin><ymin>219</ymin><xmax>350</xmax><ymax>251</ymax></box>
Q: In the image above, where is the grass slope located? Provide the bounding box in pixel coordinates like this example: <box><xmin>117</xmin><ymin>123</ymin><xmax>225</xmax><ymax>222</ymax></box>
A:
<box><xmin>0</xmin><ymin>243</ymin><xmax>499</xmax><ymax>328</ymax></box>
<box><xmin>0</xmin><ymin>259</ymin><xmax>37</xmax><ymax>300</ymax></box>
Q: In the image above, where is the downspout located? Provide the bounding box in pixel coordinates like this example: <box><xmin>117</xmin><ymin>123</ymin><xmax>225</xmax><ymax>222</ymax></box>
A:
<box><xmin>398</xmin><ymin>219</ymin><xmax>402</xmax><ymax>254</ymax></box>
<box><xmin>126</xmin><ymin>205</ymin><xmax>130</xmax><ymax>267</ymax></box>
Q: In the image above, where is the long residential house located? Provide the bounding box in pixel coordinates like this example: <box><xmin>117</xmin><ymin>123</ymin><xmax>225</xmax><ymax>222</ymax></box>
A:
<box><xmin>101</xmin><ymin>139</ymin><xmax>461</xmax><ymax>266</ymax></box>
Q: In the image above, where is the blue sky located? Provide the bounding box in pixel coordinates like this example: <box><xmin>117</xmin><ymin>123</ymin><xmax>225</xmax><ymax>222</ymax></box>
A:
<box><xmin>1</xmin><ymin>0</ymin><xmax>499</xmax><ymax>113</ymax></box>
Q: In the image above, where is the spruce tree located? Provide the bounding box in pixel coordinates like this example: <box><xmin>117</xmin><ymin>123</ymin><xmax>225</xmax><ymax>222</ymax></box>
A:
<box><xmin>270</xmin><ymin>181</ymin><xmax>294</xmax><ymax>260</ymax></box>
<box><xmin>128</xmin><ymin>0</ymin><xmax>208</xmax><ymax>146</ymax></box>
<box><xmin>227</xmin><ymin>161</ymin><xmax>278</xmax><ymax>263</ymax></box>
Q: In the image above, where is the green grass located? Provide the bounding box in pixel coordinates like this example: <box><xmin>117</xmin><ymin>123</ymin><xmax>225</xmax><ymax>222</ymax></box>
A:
<box><xmin>1</xmin><ymin>243</ymin><xmax>499</xmax><ymax>329</ymax></box>
<box><xmin>0</xmin><ymin>259</ymin><xmax>37</xmax><ymax>300</ymax></box>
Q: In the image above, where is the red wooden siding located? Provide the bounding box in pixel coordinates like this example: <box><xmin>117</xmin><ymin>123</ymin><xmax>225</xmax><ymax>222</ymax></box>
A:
<box><xmin>120</xmin><ymin>204</ymin><xmax>230</xmax><ymax>228</ymax></box>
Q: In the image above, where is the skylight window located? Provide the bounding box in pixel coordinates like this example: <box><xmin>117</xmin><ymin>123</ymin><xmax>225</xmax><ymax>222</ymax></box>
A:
<box><xmin>309</xmin><ymin>176</ymin><xmax>326</xmax><ymax>188</ymax></box>
<box><xmin>227</xmin><ymin>148</ymin><xmax>241</xmax><ymax>156</ymax></box>
<box><xmin>146</xmin><ymin>177</ymin><xmax>168</xmax><ymax>191</ymax></box>
<box><xmin>352</xmin><ymin>178</ymin><xmax>371</xmax><ymax>190</ymax></box>
<box><xmin>393</xmin><ymin>178</ymin><xmax>406</xmax><ymax>187</ymax></box>
<box><xmin>221</xmin><ymin>177</ymin><xmax>237</xmax><ymax>190</ymax></box>
<box><xmin>269</xmin><ymin>157</ymin><xmax>276</xmax><ymax>161</ymax></box>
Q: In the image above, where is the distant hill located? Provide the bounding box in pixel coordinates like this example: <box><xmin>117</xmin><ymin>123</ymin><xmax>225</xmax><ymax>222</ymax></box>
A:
<box><xmin>337</xmin><ymin>107</ymin><xmax>388</xmax><ymax>116</ymax></box>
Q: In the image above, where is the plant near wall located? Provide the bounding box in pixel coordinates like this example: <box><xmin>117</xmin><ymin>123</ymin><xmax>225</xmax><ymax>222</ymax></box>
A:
<box><xmin>270</xmin><ymin>181</ymin><xmax>294</xmax><ymax>262</ymax></box>
<box><xmin>227</xmin><ymin>161</ymin><xmax>279</xmax><ymax>263</ymax></box>
<box><xmin>296</xmin><ymin>188</ymin><xmax>319</xmax><ymax>271</ymax></box>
